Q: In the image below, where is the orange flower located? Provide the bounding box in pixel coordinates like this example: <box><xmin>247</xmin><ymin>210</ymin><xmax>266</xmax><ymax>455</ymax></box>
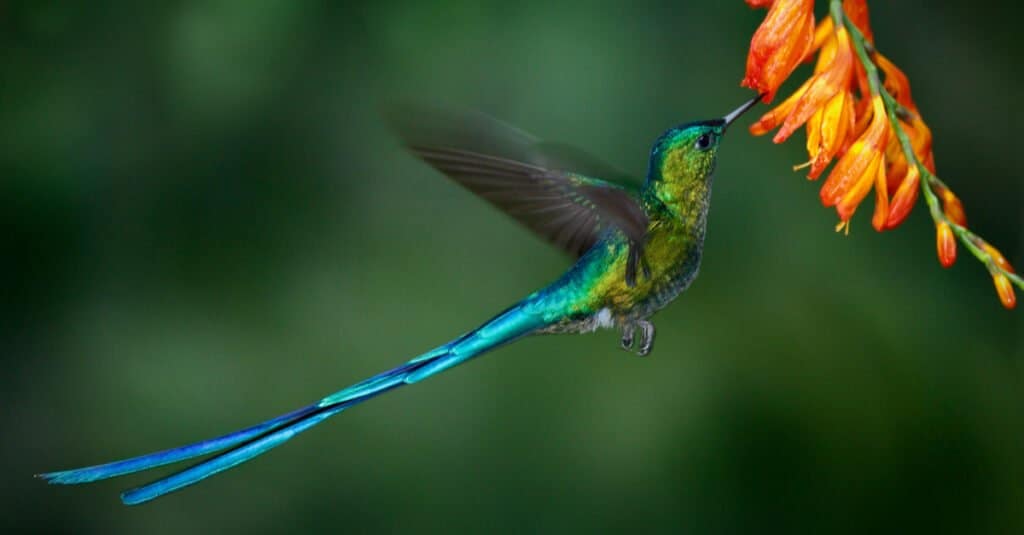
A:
<box><xmin>805</xmin><ymin>89</ymin><xmax>856</xmax><ymax>179</ymax></box>
<box><xmin>993</xmin><ymin>273</ymin><xmax>1017</xmax><ymax>309</ymax></box>
<box><xmin>742</xmin><ymin>0</ymin><xmax>815</xmax><ymax>103</ymax></box>
<box><xmin>936</xmin><ymin>222</ymin><xmax>957</xmax><ymax>268</ymax></box>
<box><xmin>819</xmin><ymin>95</ymin><xmax>890</xmax><ymax>221</ymax></box>
<box><xmin>741</xmin><ymin>0</ymin><xmax>1020</xmax><ymax>309</ymax></box>
<box><xmin>744</xmin><ymin>3</ymin><xmax>939</xmax><ymax>233</ymax></box>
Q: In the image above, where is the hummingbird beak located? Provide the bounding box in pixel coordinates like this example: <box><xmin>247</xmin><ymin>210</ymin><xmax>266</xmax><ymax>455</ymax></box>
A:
<box><xmin>721</xmin><ymin>94</ymin><xmax>763</xmax><ymax>131</ymax></box>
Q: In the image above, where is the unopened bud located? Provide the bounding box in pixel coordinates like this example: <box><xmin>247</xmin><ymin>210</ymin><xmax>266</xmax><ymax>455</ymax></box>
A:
<box><xmin>992</xmin><ymin>273</ymin><xmax>1017</xmax><ymax>310</ymax></box>
<box><xmin>936</xmin><ymin>222</ymin><xmax>956</xmax><ymax>268</ymax></box>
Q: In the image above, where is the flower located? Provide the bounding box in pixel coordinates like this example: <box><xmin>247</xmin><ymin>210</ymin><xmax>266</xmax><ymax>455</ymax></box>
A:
<box><xmin>741</xmin><ymin>0</ymin><xmax>1021</xmax><ymax>309</ymax></box>
<box><xmin>819</xmin><ymin>95</ymin><xmax>889</xmax><ymax>222</ymax></box>
<box><xmin>804</xmin><ymin>89</ymin><xmax>855</xmax><ymax>179</ymax></box>
<box><xmin>741</xmin><ymin>0</ymin><xmax>815</xmax><ymax>103</ymax></box>
<box><xmin>746</xmin><ymin>3</ymin><xmax>931</xmax><ymax>229</ymax></box>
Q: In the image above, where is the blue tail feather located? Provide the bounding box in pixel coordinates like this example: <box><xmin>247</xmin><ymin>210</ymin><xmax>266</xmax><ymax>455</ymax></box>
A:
<box><xmin>121</xmin><ymin>404</ymin><xmax>351</xmax><ymax>505</ymax></box>
<box><xmin>39</xmin><ymin>300</ymin><xmax>552</xmax><ymax>504</ymax></box>
<box><xmin>38</xmin><ymin>404</ymin><xmax>324</xmax><ymax>485</ymax></box>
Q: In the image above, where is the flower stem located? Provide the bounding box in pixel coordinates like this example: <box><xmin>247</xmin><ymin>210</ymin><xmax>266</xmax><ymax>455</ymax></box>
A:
<box><xmin>832</xmin><ymin>0</ymin><xmax>1024</xmax><ymax>292</ymax></box>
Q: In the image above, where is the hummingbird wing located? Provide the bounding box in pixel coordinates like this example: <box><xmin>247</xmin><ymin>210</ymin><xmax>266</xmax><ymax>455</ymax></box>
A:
<box><xmin>405</xmin><ymin>146</ymin><xmax>647</xmax><ymax>258</ymax></box>
<box><xmin>387</xmin><ymin>103</ymin><xmax>649</xmax><ymax>281</ymax></box>
<box><xmin>386</xmin><ymin>101</ymin><xmax>639</xmax><ymax>185</ymax></box>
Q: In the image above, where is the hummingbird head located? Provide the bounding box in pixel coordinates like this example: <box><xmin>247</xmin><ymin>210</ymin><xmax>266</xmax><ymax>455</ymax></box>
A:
<box><xmin>646</xmin><ymin>95</ymin><xmax>760</xmax><ymax>208</ymax></box>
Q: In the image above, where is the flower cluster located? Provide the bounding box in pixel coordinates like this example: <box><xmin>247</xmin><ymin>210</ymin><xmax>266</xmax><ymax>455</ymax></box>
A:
<box><xmin>740</xmin><ymin>0</ymin><xmax>1021</xmax><ymax>309</ymax></box>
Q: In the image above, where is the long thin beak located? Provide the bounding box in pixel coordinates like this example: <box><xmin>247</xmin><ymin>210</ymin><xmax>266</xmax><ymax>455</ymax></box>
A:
<box><xmin>722</xmin><ymin>94</ymin><xmax>763</xmax><ymax>130</ymax></box>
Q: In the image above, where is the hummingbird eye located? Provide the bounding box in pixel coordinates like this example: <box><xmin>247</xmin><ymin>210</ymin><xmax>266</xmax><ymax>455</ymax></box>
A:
<box><xmin>694</xmin><ymin>132</ymin><xmax>713</xmax><ymax>151</ymax></box>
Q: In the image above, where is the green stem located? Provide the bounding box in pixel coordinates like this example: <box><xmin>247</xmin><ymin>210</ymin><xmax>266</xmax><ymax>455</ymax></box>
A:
<box><xmin>831</xmin><ymin>0</ymin><xmax>1024</xmax><ymax>293</ymax></box>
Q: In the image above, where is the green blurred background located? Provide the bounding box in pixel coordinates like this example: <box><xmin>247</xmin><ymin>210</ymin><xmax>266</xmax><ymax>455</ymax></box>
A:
<box><xmin>3</xmin><ymin>1</ymin><xmax>1022</xmax><ymax>533</ymax></box>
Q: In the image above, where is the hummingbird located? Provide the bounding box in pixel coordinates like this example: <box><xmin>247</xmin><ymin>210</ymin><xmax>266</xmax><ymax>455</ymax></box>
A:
<box><xmin>39</xmin><ymin>95</ymin><xmax>761</xmax><ymax>505</ymax></box>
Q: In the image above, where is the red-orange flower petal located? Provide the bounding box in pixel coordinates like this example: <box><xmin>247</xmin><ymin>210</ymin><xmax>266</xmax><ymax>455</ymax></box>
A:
<box><xmin>742</xmin><ymin>0</ymin><xmax>815</xmax><ymax>103</ymax></box>
<box><xmin>993</xmin><ymin>273</ymin><xmax>1017</xmax><ymax>309</ymax></box>
<box><xmin>936</xmin><ymin>222</ymin><xmax>957</xmax><ymax>268</ymax></box>
<box><xmin>884</xmin><ymin>165</ymin><xmax>919</xmax><ymax>229</ymax></box>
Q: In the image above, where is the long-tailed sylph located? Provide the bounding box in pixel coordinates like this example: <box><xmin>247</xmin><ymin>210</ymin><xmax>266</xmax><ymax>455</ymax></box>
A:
<box><xmin>39</xmin><ymin>95</ymin><xmax>760</xmax><ymax>504</ymax></box>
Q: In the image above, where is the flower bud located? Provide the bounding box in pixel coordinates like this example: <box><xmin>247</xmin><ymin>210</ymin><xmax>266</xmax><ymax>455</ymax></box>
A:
<box><xmin>936</xmin><ymin>222</ymin><xmax>956</xmax><ymax>268</ymax></box>
<box><xmin>992</xmin><ymin>273</ymin><xmax>1017</xmax><ymax>310</ymax></box>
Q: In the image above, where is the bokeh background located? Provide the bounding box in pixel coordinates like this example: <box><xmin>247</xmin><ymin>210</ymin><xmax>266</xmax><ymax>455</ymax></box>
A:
<box><xmin>3</xmin><ymin>1</ymin><xmax>1023</xmax><ymax>533</ymax></box>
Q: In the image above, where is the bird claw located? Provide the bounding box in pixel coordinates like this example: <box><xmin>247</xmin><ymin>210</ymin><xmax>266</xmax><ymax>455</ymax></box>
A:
<box><xmin>621</xmin><ymin>325</ymin><xmax>635</xmax><ymax>351</ymax></box>
<box><xmin>620</xmin><ymin>320</ymin><xmax>655</xmax><ymax>356</ymax></box>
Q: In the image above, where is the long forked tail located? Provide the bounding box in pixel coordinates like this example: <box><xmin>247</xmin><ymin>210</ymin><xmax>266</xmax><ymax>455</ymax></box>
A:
<box><xmin>39</xmin><ymin>300</ymin><xmax>553</xmax><ymax>505</ymax></box>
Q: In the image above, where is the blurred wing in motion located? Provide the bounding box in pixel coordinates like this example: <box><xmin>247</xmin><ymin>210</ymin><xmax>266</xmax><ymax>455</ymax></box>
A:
<box><xmin>386</xmin><ymin>103</ymin><xmax>650</xmax><ymax>283</ymax></box>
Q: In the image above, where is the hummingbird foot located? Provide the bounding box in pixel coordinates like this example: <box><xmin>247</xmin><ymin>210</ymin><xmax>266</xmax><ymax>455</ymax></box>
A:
<box><xmin>620</xmin><ymin>320</ymin><xmax>655</xmax><ymax>356</ymax></box>
<box><xmin>636</xmin><ymin>320</ymin><xmax>655</xmax><ymax>356</ymax></box>
<box><xmin>620</xmin><ymin>325</ymin><xmax>635</xmax><ymax>351</ymax></box>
